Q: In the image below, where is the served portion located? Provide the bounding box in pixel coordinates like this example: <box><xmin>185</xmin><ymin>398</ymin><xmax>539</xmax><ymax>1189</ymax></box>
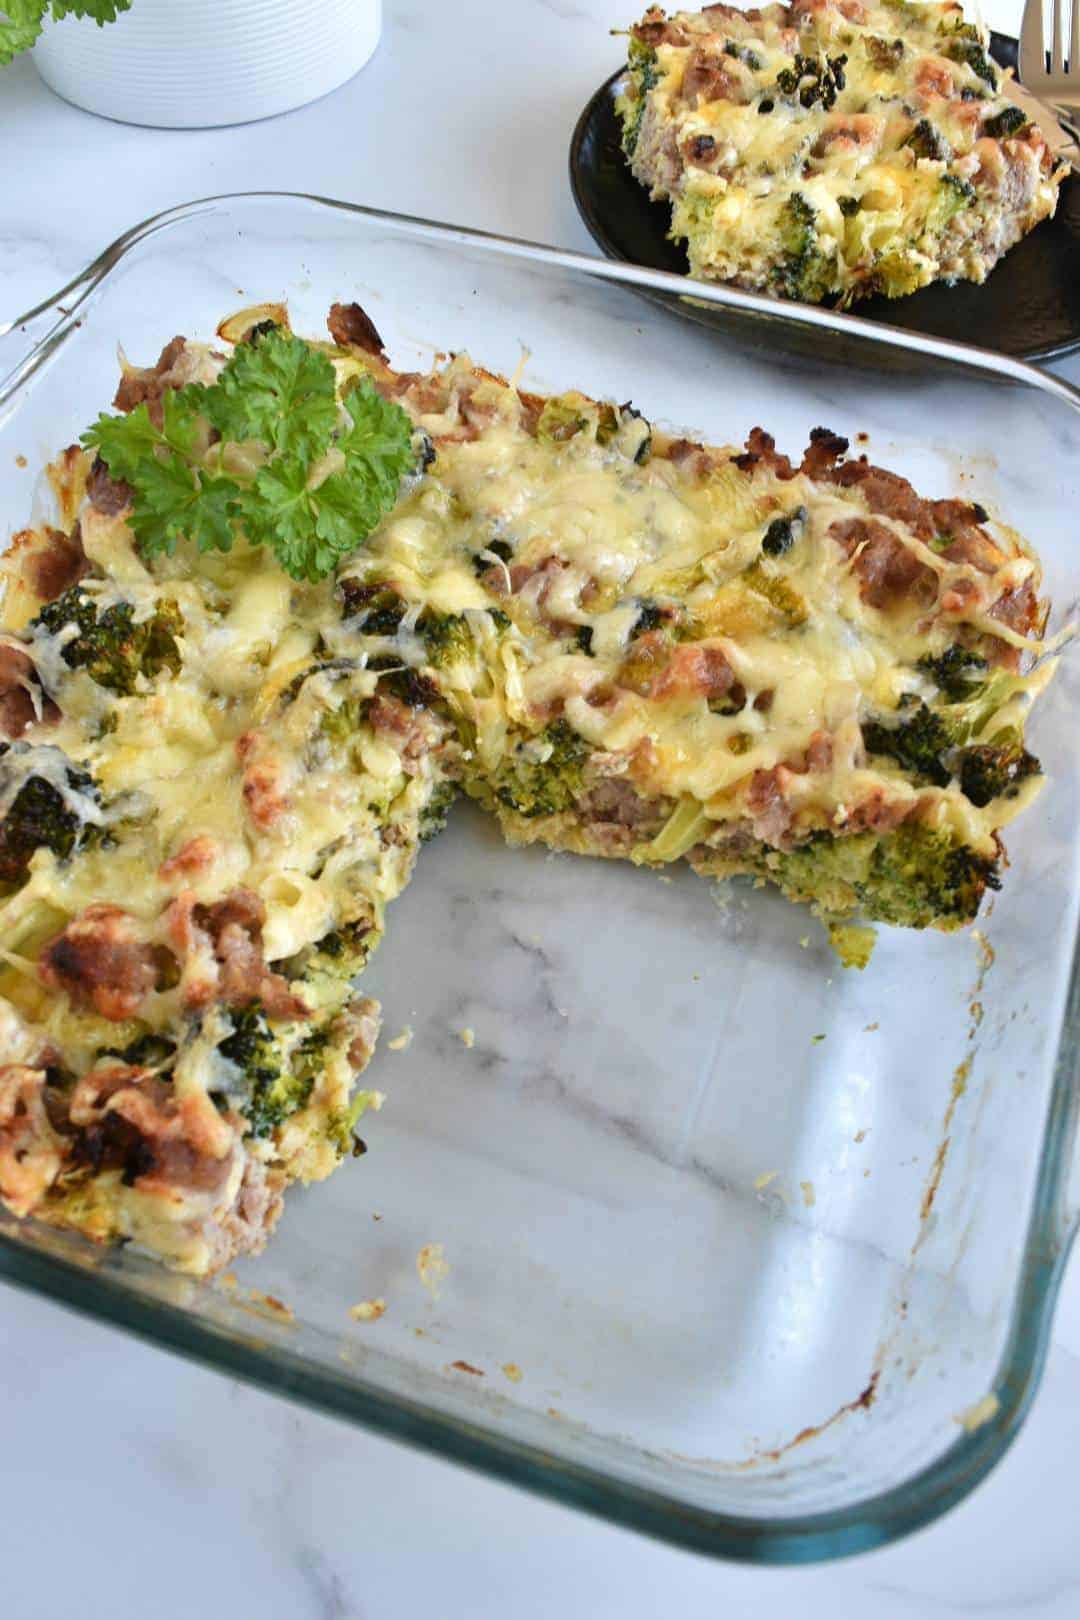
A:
<box><xmin>0</xmin><ymin>303</ymin><xmax>1052</xmax><ymax>1272</ymax></box>
<box><xmin>617</xmin><ymin>1</ymin><xmax>1064</xmax><ymax>304</ymax></box>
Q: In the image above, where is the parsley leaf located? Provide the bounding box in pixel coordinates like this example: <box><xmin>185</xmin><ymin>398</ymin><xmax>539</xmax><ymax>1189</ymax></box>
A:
<box><xmin>85</xmin><ymin>388</ymin><xmax>204</xmax><ymax>483</ymax></box>
<box><xmin>52</xmin><ymin>1</ymin><xmax>131</xmax><ymax>21</ymax></box>
<box><xmin>1</xmin><ymin>0</ymin><xmax>130</xmax><ymax>66</ymax></box>
<box><xmin>237</xmin><ymin>459</ymin><xmax>324</xmax><ymax>582</ymax></box>
<box><xmin>202</xmin><ymin>329</ymin><xmax>339</xmax><ymax>460</ymax></box>
<box><xmin>84</xmin><ymin>388</ymin><xmax>232</xmax><ymax>559</ymax></box>
<box><xmin>134</xmin><ymin>458</ymin><xmax>241</xmax><ymax>560</ymax></box>
<box><xmin>82</xmin><ymin>332</ymin><xmax>417</xmax><ymax>583</ymax></box>
<box><xmin>1</xmin><ymin>0</ymin><xmax>48</xmax><ymax>66</ymax></box>
<box><xmin>237</xmin><ymin>382</ymin><xmax>418</xmax><ymax>583</ymax></box>
<box><xmin>337</xmin><ymin>380</ymin><xmax>419</xmax><ymax>502</ymax></box>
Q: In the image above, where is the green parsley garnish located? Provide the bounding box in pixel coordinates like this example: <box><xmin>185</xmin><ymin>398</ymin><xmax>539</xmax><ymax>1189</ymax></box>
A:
<box><xmin>1</xmin><ymin>1</ymin><xmax>131</xmax><ymax>67</ymax></box>
<box><xmin>81</xmin><ymin>330</ymin><xmax>417</xmax><ymax>584</ymax></box>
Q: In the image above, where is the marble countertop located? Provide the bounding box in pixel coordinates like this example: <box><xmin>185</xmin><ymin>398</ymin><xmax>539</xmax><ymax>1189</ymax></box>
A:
<box><xmin>2</xmin><ymin>2</ymin><xmax>1079</xmax><ymax>1614</ymax></box>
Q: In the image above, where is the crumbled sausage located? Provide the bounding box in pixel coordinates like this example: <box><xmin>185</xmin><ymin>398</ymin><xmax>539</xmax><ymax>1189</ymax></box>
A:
<box><xmin>0</xmin><ymin>644</ymin><xmax>57</xmax><ymax>739</ymax></box>
<box><xmin>86</xmin><ymin>455</ymin><xmax>134</xmax><ymax>517</ymax></box>
<box><xmin>38</xmin><ymin>905</ymin><xmax>166</xmax><ymax>1022</ymax></box>
<box><xmin>830</xmin><ymin>516</ymin><xmax>939</xmax><ymax>610</ymax></box>
<box><xmin>171</xmin><ymin>888</ymin><xmax>310</xmax><ymax>1021</ymax></box>
<box><xmin>327</xmin><ymin>301</ymin><xmax>387</xmax><ymax>359</ymax></box>
<box><xmin>0</xmin><ymin>1064</ymin><xmax>65</xmax><ymax>1217</ymax></box>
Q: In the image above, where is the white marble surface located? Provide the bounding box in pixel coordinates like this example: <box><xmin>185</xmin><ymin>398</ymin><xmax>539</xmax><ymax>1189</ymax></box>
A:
<box><xmin>2</xmin><ymin>1</ymin><xmax>1079</xmax><ymax>1614</ymax></box>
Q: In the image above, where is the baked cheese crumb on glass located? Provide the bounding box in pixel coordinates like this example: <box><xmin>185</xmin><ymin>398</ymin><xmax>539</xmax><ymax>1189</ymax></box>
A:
<box><xmin>0</xmin><ymin>304</ymin><xmax>1053</xmax><ymax>1273</ymax></box>
<box><xmin>616</xmin><ymin>2</ymin><xmax>1065</xmax><ymax>303</ymax></box>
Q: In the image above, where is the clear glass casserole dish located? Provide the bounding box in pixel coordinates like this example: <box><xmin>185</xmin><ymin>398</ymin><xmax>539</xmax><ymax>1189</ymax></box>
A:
<box><xmin>1</xmin><ymin>193</ymin><xmax>1078</xmax><ymax>1563</ymax></box>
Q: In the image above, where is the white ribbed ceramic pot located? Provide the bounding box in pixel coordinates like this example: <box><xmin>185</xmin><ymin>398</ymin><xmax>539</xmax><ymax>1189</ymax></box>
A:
<box><xmin>33</xmin><ymin>0</ymin><xmax>381</xmax><ymax>128</ymax></box>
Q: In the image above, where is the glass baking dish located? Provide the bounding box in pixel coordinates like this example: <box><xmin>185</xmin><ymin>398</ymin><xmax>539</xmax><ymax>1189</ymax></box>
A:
<box><xmin>1</xmin><ymin>193</ymin><xmax>1078</xmax><ymax>1564</ymax></box>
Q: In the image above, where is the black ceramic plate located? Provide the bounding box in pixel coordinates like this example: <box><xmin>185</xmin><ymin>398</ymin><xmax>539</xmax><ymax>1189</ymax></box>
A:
<box><xmin>569</xmin><ymin>34</ymin><xmax>1080</xmax><ymax>368</ymax></box>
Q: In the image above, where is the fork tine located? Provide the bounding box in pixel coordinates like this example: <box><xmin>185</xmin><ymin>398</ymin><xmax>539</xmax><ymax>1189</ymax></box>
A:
<box><xmin>1053</xmin><ymin>0</ymin><xmax>1065</xmax><ymax>72</ymax></box>
<box><xmin>1020</xmin><ymin>0</ymin><xmax>1047</xmax><ymax>86</ymax></box>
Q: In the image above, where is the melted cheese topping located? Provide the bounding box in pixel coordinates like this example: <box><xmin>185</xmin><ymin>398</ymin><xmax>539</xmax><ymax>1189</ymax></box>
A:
<box><xmin>0</xmin><ymin>321</ymin><xmax>1051</xmax><ymax>1274</ymax></box>
<box><xmin>337</xmin><ymin>355</ymin><xmax>1045</xmax><ymax>862</ymax></box>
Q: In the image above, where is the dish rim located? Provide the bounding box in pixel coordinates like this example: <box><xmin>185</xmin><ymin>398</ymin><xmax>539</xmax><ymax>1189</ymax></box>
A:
<box><xmin>0</xmin><ymin>189</ymin><xmax>1078</xmax><ymax>1565</ymax></box>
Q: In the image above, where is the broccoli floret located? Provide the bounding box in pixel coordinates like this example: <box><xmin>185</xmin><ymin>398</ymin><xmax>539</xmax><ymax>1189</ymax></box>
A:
<box><xmin>723</xmin><ymin>39</ymin><xmax>762</xmax><ymax>69</ymax></box>
<box><xmin>769</xmin><ymin>823</ymin><xmax>999</xmax><ymax>930</ymax></box>
<box><xmin>743</xmin><ymin>562</ymin><xmax>808</xmax><ymax>626</ymax></box>
<box><xmin>621</xmin><ymin>40</ymin><xmax>659</xmax><ymax>158</ymax></box>
<box><xmin>917</xmin><ymin>645</ymin><xmax>989</xmax><ymax>701</ymax></box>
<box><xmin>629</xmin><ymin>601</ymin><xmax>668</xmax><ymax>640</ymax></box>
<box><xmin>773</xmin><ymin>194</ymin><xmax>832</xmax><ymax>301</ymax></box>
<box><xmin>932</xmin><ymin>668</ymin><xmax>1034</xmax><ymax>745</ymax></box>
<box><xmin>0</xmin><ymin>746</ymin><xmax>101</xmax><ymax>890</ymax></box>
<box><xmin>273</xmin><ymin>918</ymin><xmax>379</xmax><ymax>1021</ymax></box>
<box><xmin>865</xmin><ymin>670</ymin><xmax>1042</xmax><ymax>805</ymax></box>
<box><xmin>873</xmin><ymin>252</ymin><xmax>930</xmax><ymax>299</ymax></box>
<box><xmin>419</xmin><ymin>611</ymin><xmax>474</xmax><ymax>668</ymax></box>
<box><xmin>492</xmin><ymin>720</ymin><xmax>590</xmax><ymax>819</ymax></box>
<box><xmin>219</xmin><ymin>1007</ymin><xmax>295</xmax><ymax>1140</ymax></box>
<box><xmin>957</xmin><ymin>739</ymin><xmax>1041</xmax><ymax>807</ymax></box>
<box><xmin>386</xmin><ymin>670</ymin><xmax>440</xmax><ymax>709</ymax></box>
<box><xmin>320</xmin><ymin>696</ymin><xmax>369</xmax><ymax>747</ymax></box>
<box><xmin>32</xmin><ymin>588</ymin><xmax>182</xmax><ymax>695</ymax></box>
<box><xmin>867</xmin><ymin>823</ymin><xmax>999</xmax><ymax>927</ymax></box>
<box><xmin>291</xmin><ymin>1027</ymin><xmax>332</xmax><ymax>1087</ymax></box>
<box><xmin>298</xmin><ymin>919</ymin><xmax>377</xmax><ymax>983</ymax></box>
<box><xmin>283</xmin><ymin>657</ymin><xmax>360</xmax><ymax>708</ymax></box>
<box><xmin>983</xmin><ymin>105</ymin><xmax>1028</xmax><ymax>140</ymax></box>
<box><xmin>863</xmin><ymin>698</ymin><xmax>954</xmax><ymax>786</ymax></box>
<box><xmin>866</xmin><ymin>35</ymin><xmax>905</xmax><ymax>69</ymax></box>
<box><xmin>945</xmin><ymin>37</ymin><xmax>998</xmax><ymax>89</ymax></box>
<box><xmin>595</xmin><ymin>403</ymin><xmax>620</xmax><ymax>446</ymax></box>
<box><xmin>220</xmin><ymin>1006</ymin><xmax>315</xmax><ymax>1141</ymax></box>
<box><xmin>419</xmin><ymin>779</ymin><xmax>457</xmax><ymax>841</ymax></box>
<box><xmin>369</xmin><ymin>660</ymin><xmax>442</xmax><ymax>710</ymax></box>
<box><xmin>926</xmin><ymin>173</ymin><xmax>976</xmax><ymax>234</ymax></box>
<box><xmin>787</xmin><ymin>191</ymin><xmax>816</xmax><ymax>231</ymax></box>
<box><xmin>939</xmin><ymin>18</ymin><xmax>981</xmax><ymax>41</ymax></box>
<box><xmin>596</xmin><ymin>401</ymin><xmax>652</xmax><ymax>463</ymax></box>
<box><xmin>319</xmin><ymin>665</ymin><xmax>438</xmax><ymax>752</ymax></box>
<box><xmin>904</xmin><ymin>118</ymin><xmax>950</xmax><ymax>161</ymax></box>
<box><xmin>338</xmin><ymin>579</ymin><xmax>406</xmax><ymax>635</ymax></box>
<box><xmin>761</xmin><ymin>506</ymin><xmax>807</xmax><ymax>558</ymax></box>
<box><xmin>104</xmin><ymin>1036</ymin><xmax>176</xmax><ymax>1075</ymax></box>
<box><xmin>776</xmin><ymin>52</ymin><xmax>847</xmax><ymax>109</ymax></box>
<box><xmin>941</xmin><ymin>173</ymin><xmax>977</xmax><ymax>205</ymax></box>
<box><xmin>537</xmin><ymin>398</ymin><xmax>588</xmax><ymax>445</ymax></box>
